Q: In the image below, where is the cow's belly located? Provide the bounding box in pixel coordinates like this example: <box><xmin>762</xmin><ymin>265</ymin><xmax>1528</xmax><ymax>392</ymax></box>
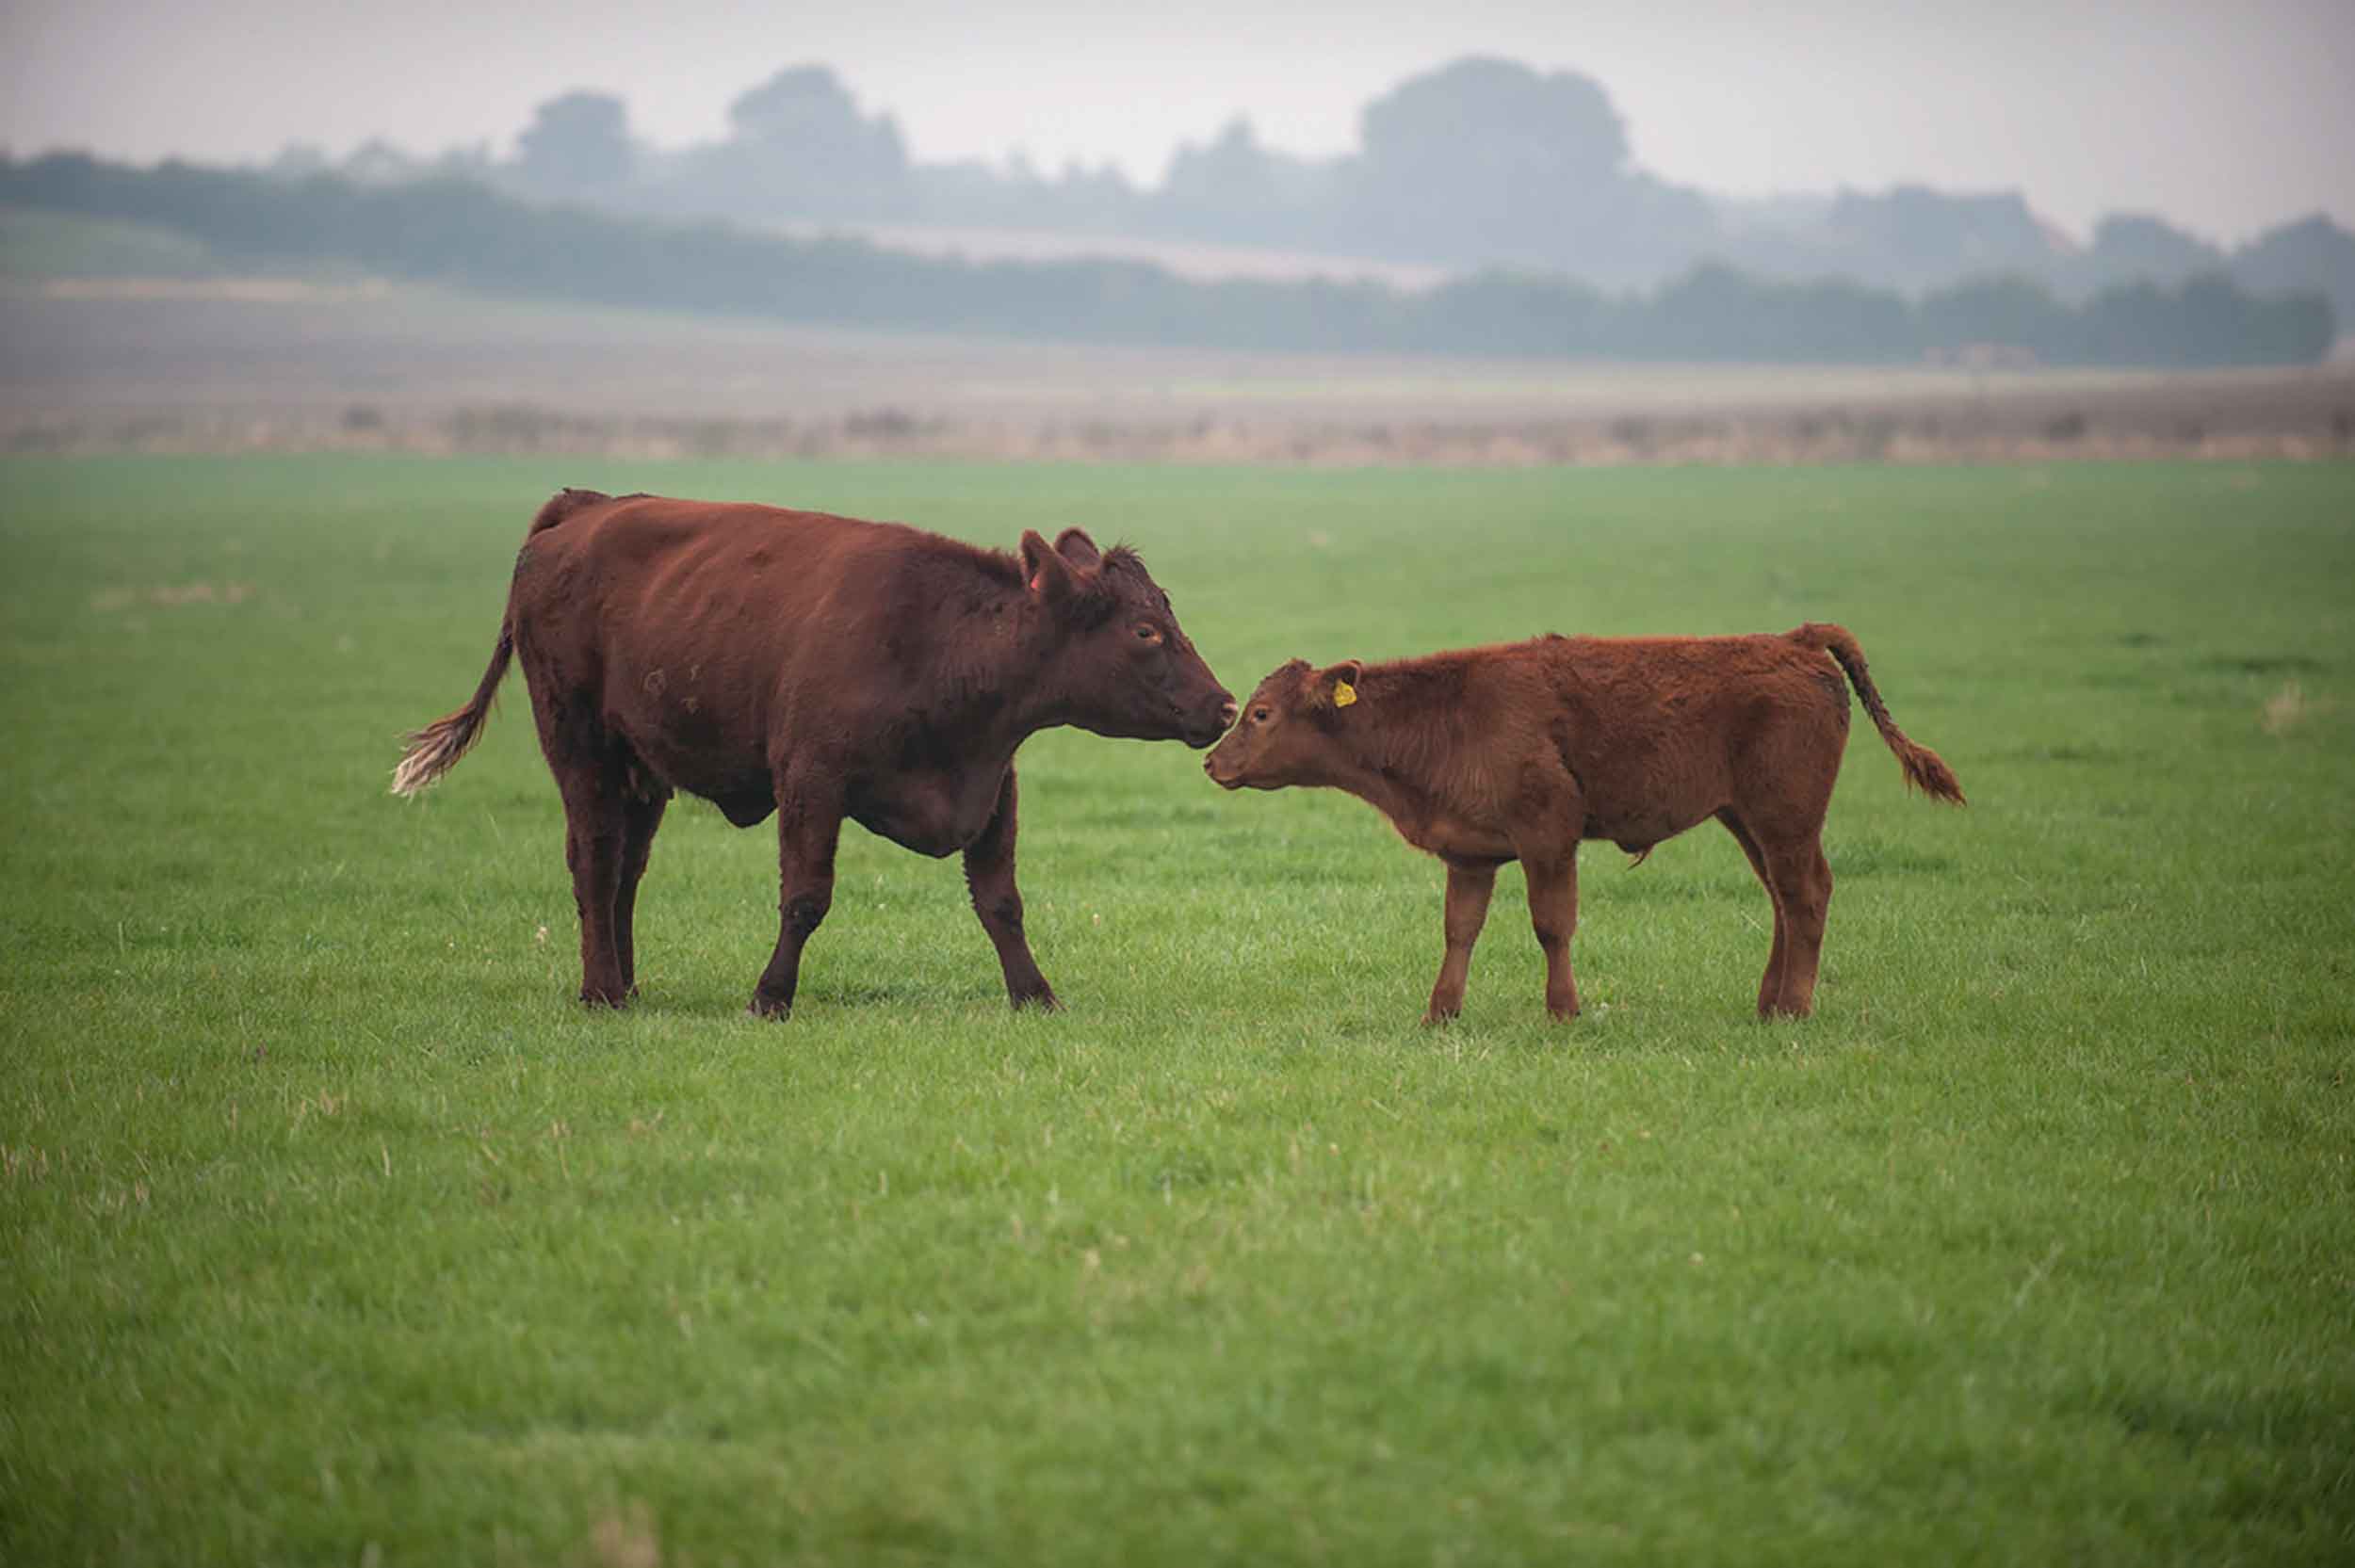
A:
<box><xmin>848</xmin><ymin>768</ymin><xmax>1007</xmax><ymax>859</ymax></box>
<box><xmin>615</xmin><ymin>730</ymin><xmax>771</xmax><ymax>823</ymax></box>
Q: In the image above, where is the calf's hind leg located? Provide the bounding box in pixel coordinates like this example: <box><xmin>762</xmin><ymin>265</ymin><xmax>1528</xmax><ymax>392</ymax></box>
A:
<box><xmin>1718</xmin><ymin>810</ymin><xmax>1789</xmax><ymax>1017</ymax></box>
<box><xmin>1756</xmin><ymin>837</ymin><xmax>1832</xmax><ymax>1017</ymax></box>
<box><xmin>1522</xmin><ymin>851</ymin><xmax>1582</xmax><ymax>1021</ymax></box>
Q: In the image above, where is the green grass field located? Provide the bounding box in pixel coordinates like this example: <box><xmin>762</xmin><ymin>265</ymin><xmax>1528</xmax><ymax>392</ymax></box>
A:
<box><xmin>4</xmin><ymin>455</ymin><xmax>2351</xmax><ymax>1563</ymax></box>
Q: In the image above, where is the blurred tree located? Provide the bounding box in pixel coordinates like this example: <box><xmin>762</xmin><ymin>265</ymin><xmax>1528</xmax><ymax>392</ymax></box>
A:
<box><xmin>2230</xmin><ymin>214</ymin><xmax>2355</xmax><ymax>337</ymax></box>
<box><xmin>1156</xmin><ymin>118</ymin><xmax>1329</xmax><ymax>246</ymax></box>
<box><xmin>1344</xmin><ymin>57</ymin><xmax>1632</xmax><ymax>264</ymax></box>
<box><xmin>1919</xmin><ymin>274</ymin><xmax>2071</xmax><ymax>352</ymax></box>
<box><xmin>515</xmin><ymin>91</ymin><xmax>634</xmax><ymax>197</ymax></box>
<box><xmin>690</xmin><ymin>65</ymin><xmax>912</xmax><ymax>220</ymax></box>
<box><xmin>2086</xmin><ymin>213</ymin><xmax>2223</xmax><ymax>285</ymax></box>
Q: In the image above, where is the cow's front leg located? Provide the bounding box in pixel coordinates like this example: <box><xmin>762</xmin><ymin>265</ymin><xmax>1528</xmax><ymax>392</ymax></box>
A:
<box><xmin>963</xmin><ymin>768</ymin><xmax>1058</xmax><ymax>1010</ymax></box>
<box><xmin>1424</xmin><ymin>859</ymin><xmax>1497</xmax><ymax>1025</ymax></box>
<box><xmin>1523</xmin><ymin>850</ymin><xmax>1582</xmax><ymax>1021</ymax></box>
<box><xmin>751</xmin><ymin>780</ymin><xmax>843</xmax><ymax>1019</ymax></box>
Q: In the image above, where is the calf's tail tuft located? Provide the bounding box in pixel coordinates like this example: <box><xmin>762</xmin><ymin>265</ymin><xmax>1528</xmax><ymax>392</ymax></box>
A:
<box><xmin>1788</xmin><ymin>622</ymin><xmax>1965</xmax><ymax>805</ymax></box>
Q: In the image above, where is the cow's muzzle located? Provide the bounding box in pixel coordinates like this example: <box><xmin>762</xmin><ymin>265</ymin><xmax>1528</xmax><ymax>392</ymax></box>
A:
<box><xmin>1180</xmin><ymin>696</ymin><xmax>1239</xmax><ymax>750</ymax></box>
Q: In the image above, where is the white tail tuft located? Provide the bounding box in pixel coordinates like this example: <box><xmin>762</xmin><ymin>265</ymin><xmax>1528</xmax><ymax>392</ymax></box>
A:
<box><xmin>391</xmin><ymin>713</ymin><xmax>480</xmax><ymax>797</ymax></box>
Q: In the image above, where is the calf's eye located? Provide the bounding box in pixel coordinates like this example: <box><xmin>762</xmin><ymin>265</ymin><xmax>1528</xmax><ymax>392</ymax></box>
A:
<box><xmin>1251</xmin><ymin>706</ymin><xmax>1272</xmax><ymax>723</ymax></box>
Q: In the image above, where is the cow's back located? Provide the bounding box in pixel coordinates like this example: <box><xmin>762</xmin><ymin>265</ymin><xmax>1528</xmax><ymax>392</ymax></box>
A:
<box><xmin>510</xmin><ymin>496</ymin><xmax>917</xmax><ymax>803</ymax></box>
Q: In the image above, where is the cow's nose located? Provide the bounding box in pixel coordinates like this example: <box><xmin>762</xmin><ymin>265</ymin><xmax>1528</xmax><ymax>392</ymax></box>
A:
<box><xmin>1218</xmin><ymin>700</ymin><xmax>1238</xmax><ymax>730</ymax></box>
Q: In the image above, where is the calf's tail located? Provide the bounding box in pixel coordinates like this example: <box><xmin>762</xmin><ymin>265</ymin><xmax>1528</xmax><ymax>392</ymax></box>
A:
<box><xmin>391</xmin><ymin>487</ymin><xmax>609</xmax><ymax>797</ymax></box>
<box><xmin>1788</xmin><ymin>622</ymin><xmax>1966</xmax><ymax>804</ymax></box>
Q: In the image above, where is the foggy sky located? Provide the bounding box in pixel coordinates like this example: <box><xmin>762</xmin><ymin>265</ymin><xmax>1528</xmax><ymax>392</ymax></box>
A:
<box><xmin>5</xmin><ymin>0</ymin><xmax>2350</xmax><ymax>245</ymax></box>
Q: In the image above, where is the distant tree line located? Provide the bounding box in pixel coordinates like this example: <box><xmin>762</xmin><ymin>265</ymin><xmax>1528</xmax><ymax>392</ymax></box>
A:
<box><xmin>2</xmin><ymin>153</ymin><xmax>2333</xmax><ymax>367</ymax></box>
<box><xmin>253</xmin><ymin>56</ymin><xmax>2355</xmax><ymax>328</ymax></box>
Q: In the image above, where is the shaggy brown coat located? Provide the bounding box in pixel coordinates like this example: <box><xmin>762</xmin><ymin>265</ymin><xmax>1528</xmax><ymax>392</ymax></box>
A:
<box><xmin>1205</xmin><ymin>624</ymin><xmax>1961</xmax><ymax>1021</ymax></box>
<box><xmin>397</xmin><ymin>489</ymin><xmax>1234</xmax><ymax>1016</ymax></box>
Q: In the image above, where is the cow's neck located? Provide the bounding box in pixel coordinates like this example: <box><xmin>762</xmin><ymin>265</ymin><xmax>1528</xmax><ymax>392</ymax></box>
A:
<box><xmin>902</xmin><ymin>590</ymin><xmax>1081</xmax><ymax>756</ymax></box>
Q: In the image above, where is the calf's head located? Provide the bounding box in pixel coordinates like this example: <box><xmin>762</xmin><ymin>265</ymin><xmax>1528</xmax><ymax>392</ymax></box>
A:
<box><xmin>1204</xmin><ymin>657</ymin><xmax>1362</xmax><ymax>789</ymax></box>
<box><xmin>1022</xmin><ymin>528</ymin><xmax>1234</xmax><ymax>748</ymax></box>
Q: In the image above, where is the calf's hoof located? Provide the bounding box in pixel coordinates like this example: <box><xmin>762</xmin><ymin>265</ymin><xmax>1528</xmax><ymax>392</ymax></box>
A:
<box><xmin>1421</xmin><ymin>1004</ymin><xmax>1461</xmax><ymax>1027</ymax></box>
<box><xmin>1009</xmin><ymin>985</ymin><xmax>1062</xmax><ymax>1013</ymax></box>
<box><xmin>579</xmin><ymin>987</ymin><xmax>629</xmax><ymax>1010</ymax></box>
<box><xmin>747</xmin><ymin>993</ymin><xmax>793</xmax><ymax>1020</ymax></box>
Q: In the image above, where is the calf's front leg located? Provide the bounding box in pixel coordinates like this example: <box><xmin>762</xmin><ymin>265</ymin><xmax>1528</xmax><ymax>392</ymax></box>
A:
<box><xmin>1424</xmin><ymin>860</ymin><xmax>1497</xmax><ymax>1025</ymax></box>
<box><xmin>963</xmin><ymin>768</ymin><xmax>1058</xmax><ymax>1010</ymax></box>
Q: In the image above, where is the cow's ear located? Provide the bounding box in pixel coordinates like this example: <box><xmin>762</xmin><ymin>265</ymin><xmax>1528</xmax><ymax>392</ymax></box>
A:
<box><xmin>1020</xmin><ymin>529</ymin><xmax>1079</xmax><ymax>605</ymax></box>
<box><xmin>1053</xmin><ymin>527</ymin><xmax>1102</xmax><ymax>568</ymax></box>
<box><xmin>1320</xmin><ymin>659</ymin><xmax>1365</xmax><ymax>709</ymax></box>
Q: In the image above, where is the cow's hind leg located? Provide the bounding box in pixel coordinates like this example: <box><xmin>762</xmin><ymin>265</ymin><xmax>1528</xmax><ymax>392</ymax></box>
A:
<box><xmin>613</xmin><ymin>787</ymin><xmax>669</xmax><ymax>997</ymax></box>
<box><xmin>751</xmin><ymin>774</ymin><xmax>844</xmax><ymax>1019</ymax></box>
<box><xmin>1718</xmin><ymin>809</ymin><xmax>1790</xmax><ymax>1017</ymax></box>
<box><xmin>964</xmin><ymin>768</ymin><xmax>1057</xmax><ymax>1010</ymax></box>
<box><xmin>559</xmin><ymin>771</ymin><xmax>632</xmax><ymax>1009</ymax></box>
<box><xmin>1424</xmin><ymin>860</ymin><xmax>1498</xmax><ymax>1025</ymax></box>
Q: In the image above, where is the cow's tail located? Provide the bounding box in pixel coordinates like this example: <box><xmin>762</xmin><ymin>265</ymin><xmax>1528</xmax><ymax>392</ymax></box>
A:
<box><xmin>1788</xmin><ymin>622</ymin><xmax>1965</xmax><ymax>804</ymax></box>
<box><xmin>391</xmin><ymin>488</ymin><xmax>608</xmax><ymax>797</ymax></box>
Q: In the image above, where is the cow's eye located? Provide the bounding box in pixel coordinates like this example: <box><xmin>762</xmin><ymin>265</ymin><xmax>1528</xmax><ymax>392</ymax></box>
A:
<box><xmin>1250</xmin><ymin>706</ymin><xmax>1272</xmax><ymax>723</ymax></box>
<box><xmin>1135</xmin><ymin>624</ymin><xmax>1162</xmax><ymax>643</ymax></box>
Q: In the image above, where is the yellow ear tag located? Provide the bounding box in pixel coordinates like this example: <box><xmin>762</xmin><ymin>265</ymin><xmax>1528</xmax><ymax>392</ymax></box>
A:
<box><xmin>1333</xmin><ymin>680</ymin><xmax>1358</xmax><ymax>708</ymax></box>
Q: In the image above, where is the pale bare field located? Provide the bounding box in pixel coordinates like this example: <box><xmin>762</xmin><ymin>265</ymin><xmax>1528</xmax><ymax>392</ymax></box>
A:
<box><xmin>766</xmin><ymin>218</ymin><xmax>1454</xmax><ymax>291</ymax></box>
<box><xmin>5</xmin><ymin>281</ymin><xmax>2351</xmax><ymax>465</ymax></box>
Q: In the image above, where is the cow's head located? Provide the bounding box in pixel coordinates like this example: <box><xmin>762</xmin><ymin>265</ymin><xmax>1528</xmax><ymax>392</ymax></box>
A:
<box><xmin>1203</xmin><ymin>657</ymin><xmax>1361</xmax><ymax>789</ymax></box>
<box><xmin>1021</xmin><ymin>528</ymin><xmax>1235</xmax><ymax>748</ymax></box>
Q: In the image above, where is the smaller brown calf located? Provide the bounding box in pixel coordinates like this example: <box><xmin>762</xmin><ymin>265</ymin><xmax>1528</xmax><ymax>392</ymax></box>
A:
<box><xmin>1205</xmin><ymin>624</ymin><xmax>1962</xmax><ymax>1022</ymax></box>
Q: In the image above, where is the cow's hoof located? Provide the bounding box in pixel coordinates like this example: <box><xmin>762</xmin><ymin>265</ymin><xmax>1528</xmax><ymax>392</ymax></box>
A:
<box><xmin>747</xmin><ymin>994</ymin><xmax>792</xmax><ymax>1020</ymax></box>
<box><xmin>1421</xmin><ymin>1007</ymin><xmax>1459</xmax><ymax>1027</ymax></box>
<box><xmin>1010</xmin><ymin>986</ymin><xmax>1062</xmax><ymax>1013</ymax></box>
<box><xmin>580</xmin><ymin>989</ymin><xmax>629</xmax><ymax>1010</ymax></box>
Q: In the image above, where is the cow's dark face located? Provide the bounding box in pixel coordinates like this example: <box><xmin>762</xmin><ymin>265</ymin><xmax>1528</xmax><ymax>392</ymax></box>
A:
<box><xmin>1204</xmin><ymin>657</ymin><xmax>1360</xmax><ymax>789</ymax></box>
<box><xmin>1022</xmin><ymin>529</ymin><xmax>1235</xmax><ymax>748</ymax></box>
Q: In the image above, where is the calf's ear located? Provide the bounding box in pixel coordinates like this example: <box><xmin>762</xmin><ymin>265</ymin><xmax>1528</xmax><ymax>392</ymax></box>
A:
<box><xmin>1319</xmin><ymin>659</ymin><xmax>1365</xmax><ymax>708</ymax></box>
<box><xmin>1053</xmin><ymin>528</ymin><xmax>1103</xmax><ymax>568</ymax></box>
<box><xmin>1020</xmin><ymin>529</ymin><xmax>1080</xmax><ymax>605</ymax></box>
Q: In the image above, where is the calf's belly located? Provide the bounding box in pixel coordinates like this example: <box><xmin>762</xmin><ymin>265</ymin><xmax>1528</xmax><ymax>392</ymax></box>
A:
<box><xmin>1580</xmin><ymin>800</ymin><xmax>1714</xmax><ymax>852</ymax></box>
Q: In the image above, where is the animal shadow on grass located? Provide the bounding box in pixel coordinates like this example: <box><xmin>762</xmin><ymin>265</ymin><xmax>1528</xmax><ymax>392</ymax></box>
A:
<box><xmin>2061</xmin><ymin>1379</ymin><xmax>2354</xmax><ymax>1527</ymax></box>
<box><xmin>2198</xmin><ymin>653</ymin><xmax>2328</xmax><ymax>677</ymax></box>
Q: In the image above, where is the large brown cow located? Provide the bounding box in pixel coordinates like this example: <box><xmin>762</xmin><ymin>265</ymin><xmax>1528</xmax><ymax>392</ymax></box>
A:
<box><xmin>1205</xmin><ymin>624</ymin><xmax>1961</xmax><ymax>1022</ymax></box>
<box><xmin>395</xmin><ymin>489</ymin><xmax>1235</xmax><ymax>1016</ymax></box>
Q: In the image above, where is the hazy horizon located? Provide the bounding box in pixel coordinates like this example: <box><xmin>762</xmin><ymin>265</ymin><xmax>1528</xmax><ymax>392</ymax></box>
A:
<box><xmin>6</xmin><ymin>0</ymin><xmax>2351</xmax><ymax>247</ymax></box>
